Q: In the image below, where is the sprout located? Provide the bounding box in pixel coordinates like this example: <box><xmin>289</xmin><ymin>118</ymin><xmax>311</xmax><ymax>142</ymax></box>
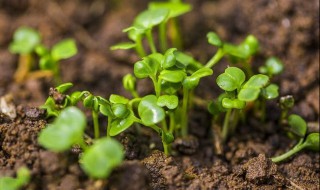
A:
<box><xmin>0</xmin><ymin>167</ymin><xmax>30</xmax><ymax>190</ymax></box>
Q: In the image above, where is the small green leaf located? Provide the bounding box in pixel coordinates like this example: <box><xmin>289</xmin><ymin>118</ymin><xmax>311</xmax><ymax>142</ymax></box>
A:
<box><xmin>124</xmin><ymin>26</ymin><xmax>145</xmax><ymax>42</ymax></box>
<box><xmin>111</xmin><ymin>104</ymin><xmax>130</xmax><ymax>118</ymax></box>
<box><xmin>157</xmin><ymin>95</ymin><xmax>178</xmax><ymax>109</ymax></box>
<box><xmin>41</xmin><ymin>97</ymin><xmax>59</xmax><ymax>118</ymax></box>
<box><xmin>99</xmin><ymin>98</ymin><xmax>113</xmax><ymax>117</ymax></box>
<box><xmin>238</xmin><ymin>74</ymin><xmax>269</xmax><ymax>101</ymax></box>
<box><xmin>223</xmin><ymin>43</ymin><xmax>248</xmax><ymax>59</ymax></box>
<box><xmin>39</xmin><ymin>55</ymin><xmax>55</xmax><ymax>70</ymax></box>
<box><xmin>159</xmin><ymin>70</ymin><xmax>186</xmax><ymax>83</ymax></box>
<box><xmin>207</xmin><ymin>32</ymin><xmax>222</xmax><ymax>47</ymax></box>
<box><xmin>9</xmin><ymin>26</ymin><xmax>41</xmax><ymax>54</ymax></box>
<box><xmin>238</xmin><ymin>88</ymin><xmax>261</xmax><ymax>102</ymax></box>
<box><xmin>149</xmin><ymin>2</ymin><xmax>191</xmax><ymax>18</ymax></box>
<box><xmin>35</xmin><ymin>44</ymin><xmax>49</xmax><ymax>56</ymax></box>
<box><xmin>216</xmin><ymin>67</ymin><xmax>245</xmax><ymax>91</ymax></box>
<box><xmin>134</xmin><ymin>54</ymin><xmax>161</xmax><ymax>79</ymax></box>
<box><xmin>304</xmin><ymin>133</ymin><xmax>320</xmax><ymax>151</ymax></box>
<box><xmin>161</xmin><ymin>81</ymin><xmax>182</xmax><ymax>94</ymax></box>
<box><xmin>138</xmin><ymin>95</ymin><xmax>165</xmax><ymax>126</ymax></box>
<box><xmin>110</xmin><ymin>42</ymin><xmax>136</xmax><ymax>50</ymax></box>
<box><xmin>81</xmin><ymin>138</ymin><xmax>124</xmax><ymax>178</ymax></box>
<box><xmin>243</xmin><ymin>74</ymin><xmax>269</xmax><ymax>89</ymax></box>
<box><xmin>261</xmin><ymin>84</ymin><xmax>279</xmax><ymax>99</ymax></box>
<box><xmin>241</xmin><ymin>35</ymin><xmax>259</xmax><ymax>56</ymax></box>
<box><xmin>162</xmin><ymin>48</ymin><xmax>177</xmax><ymax>69</ymax></box>
<box><xmin>259</xmin><ymin>57</ymin><xmax>284</xmax><ymax>76</ymax></box>
<box><xmin>83</xmin><ymin>94</ymin><xmax>94</xmax><ymax>108</ymax></box>
<box><xmin>134</xmin><ymin>8</ymin><xmax>169</xmax><ymax>29</ymax></box>
<box><xmin>122</xmin><ymin>74</ymin><xmax>136</xmax><ymax>92</ymax></box>
<box><xmin>183</xmin><ymin>67</ymin><xmax>213</xmax><ymax>89</ymax></box>
<box><xmin>0</xmin><ymin>167</ymin><xmax>30</xmax><ymax>190</ymax></box>
<box><xmin>110</xmin><ymin>112</ymin><xmax>135</xmax><ymax>136</ymax></box>
<box><xmin>38</xmin><ymin>107</ymin><xmax>86</xmax><ymax>152</ymax></box>
<box><xmin>162</xmin><ymin>132</ymin><xmax>174</xmax><ymax>144</ymax></box>
<box><xmin>222</xmin><ymin>98</ymin><xmax>246</xmax><ymax>109</ymax></box>
<box><xmin>55</xmin><ymin>82</ymin><xmax>73</xmax><ymax>93</ymax></box>
<box><xmin>288</xmin><ymin>114</ymin><xmax>307</xmax><ymax>137</ymax></box>
<box><xmin>109</xmin><ymin>94</ymin><xmax>129</xmax><ymax>104</ymax></box>
<box><xmin>52</xmin><ymin>39</ymin><xmax>77</xmax><ymax>60</ymax></box>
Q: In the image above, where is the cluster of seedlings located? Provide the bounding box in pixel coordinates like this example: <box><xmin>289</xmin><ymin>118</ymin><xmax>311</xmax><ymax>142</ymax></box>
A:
<box><xmin>1</xmin><ymin>0</ymin><xmax>319</xmax><ymax>189</ymax></box>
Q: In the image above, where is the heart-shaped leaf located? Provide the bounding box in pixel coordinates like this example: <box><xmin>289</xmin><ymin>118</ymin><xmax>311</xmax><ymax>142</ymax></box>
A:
<box><xmin>138</xmin><ymin>95</ymin><xmax>165</xmax><ymax>126</ymax></box>
<box><xmin>157</xmin><ymin>95</ymin><xmax>178</xmax><ymax>109</ymax></box>
<box><xmin>80</xmin><ymin>138</ymin><xmax>124</xmax><ymax>178</ymax></box>
<box><xmin>38</xmin><ymin>107</ymin><xmax>86</xmax><ymax>152</ymax></box>
<box><xmin>216</xmin><ymin>67</ymin><xmax>245</xmax><ymax>91</ymax></box>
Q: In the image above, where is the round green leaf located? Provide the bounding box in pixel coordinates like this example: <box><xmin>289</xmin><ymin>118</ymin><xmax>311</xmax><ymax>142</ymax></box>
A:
<box><xmin>261</xmin><ymin>84</ymin><xmax>279</xmax><ymax>99</ymax></box>
<box><xmin>288</xmin><ymin>114</ymin><xmax>307</xmax><ymax>137</ymax></box>
<box><xmin>157</xmin><ymin>95</ymin><xmax>178</xmax><ymax>109</ymax></box>
<box><xmin>134</xmin><ymin>54</ymin><xmax>161</xmax><ymax>79</ymax></box>
<box><xmin>161</xmin><ymin>81</ymin><xmax>182</xmax><ymax>94</ymax></box>
<box><xmin>134</xmin><ymin>8</ymin><xmax>169</xmax><ymax>29</ymax></box>
<box><xmin>109</xmin><ymin>94</ymin><xmax>129</xmax><ymax>104</ymax></box>
<box><xmin>110</xmin><ymin>42</ymin><xmax>136</xmax><ymax>50</ymax></box>
<box><xmin>55</xmin><ymin>82</ymin><xmax>73</xmax><ymax>93</ymax></box>
<box><xmin>241</xmin><ymin>35</ymin><xmax>259</xmax><ymax>56</ymax></box>
<box><xmin>162</xmin><ymin>48</ymin><xmax>177</xmax><ymax>69</ymax></box>
<box><xmin>138</xmin><ymin>95</ymin><xmax>165</xmax><ymax>126</ymax></box>
<box><xmin>216</xmin><ymin>67</ymin><xmax>245</xmax><ymax>91</ymax></box>
<box><xmin>83</xmin><ymin>94</ymin><xmax>94</xmax><ymax>108</ymax></box>
<box><xmin>222</xmin><ymin>98</ymin><xmax>245</xmax><ymax>109</ymax></box>
<box><xmin>259</xmin><ymin>57</ymin><xmax>284</xmax><ymax>76</ymax></box>
<box><xmin>52</xmin><ymin>39</ymin><xmax>77</xmax><ymax>61</ymax></box>
<box><xmin>122</xmin><ymin>74</ymin><xmax>136</xmax><ymax>92</ymax></box>
<box><xmin>159</xmin><ymin>70</ymin><xmax>186</xmax><ymax>83</ymax></box>
<box><xmin>111</xmin><ymin>104</ymin><xmax>130</xmax><ymax>118</ymax></box>
<box><xmin>81</xmin><ymin>138</ymin><xmax>124</xmax><ymax>178</ymax></box>
<box><xmin>243</xmin><ymin>74</ymin><xmax>269</xmax><ymax>89</ymax></box>
<box><xmin>149</xmin><ymin>2</ymin><xmax>191</xmax><ymax>18</ymax></box>
<box><xmin>304</xmin><ymin>133</ymin><xmax>320</xmax><ymax>151</ymax></box>
<box><xmin>110</xmin><ymin>113</ymin><xmax>135</xmax><ymax>136</ymax></box>
<box><xmin>38</xmin><ymin>107</ymin><xmax>86</xmax><ymax>152</ymax></box>
<box><xmin>207</xmin><ymin>32</ymin><xmax>222</xmax><ymax>47</ymax></box>
<box><xmin>9</xmin><ymin>26</ymin><xmax>41</xmax><ymax>54</ymax></box>
<box><xmin>238</xmin><ymin>87</ymin><xmax>261</xmax><ymax>102</ymax></box>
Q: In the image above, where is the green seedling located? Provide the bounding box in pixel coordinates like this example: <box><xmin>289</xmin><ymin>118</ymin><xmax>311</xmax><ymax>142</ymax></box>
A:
<box><xmin>257</xmin><ymin>83</ymin><xmax>279</xmax><ymax>121</ymax></box>
<box><xmin>111</xmin><ymin>1</ymin><xmax>191</xmax><ymax>56</ymax></box>
<box><xmin>9</xmin><ymin>26</ymin><xmax>41</xmax><ymax>83</ymax></box>
<box><xmin>271</xmin><ymin>114</ymin><xmax>319</xmax><ymax>163</ymax></box>
<box><xmin>0</xmin><ymin>167</ymin><xmax>30</xmax><ymax>190</ymax></box>
<box><xmin>214</xmin><ymin>67</ymin><xmax>269</xmax><ymax>142</ymax></box>
<box><xmin>38</xmin><ymin>107</ymin><xmax>124</xmax><ymax>178</ymax></box>
<box><xmin>205</xmin><ymin>32</ymin><xmax>259</xmax><ymax>76</ymax></box>
<box><xmin>259</xmin><ymin>57</ymin><xmax>284</xmax><ymax>78</ymax></box>
<box><xmin>35</xmin><ymin>39</ymin><xmax>77</xmax><ymax>84</ymax></box>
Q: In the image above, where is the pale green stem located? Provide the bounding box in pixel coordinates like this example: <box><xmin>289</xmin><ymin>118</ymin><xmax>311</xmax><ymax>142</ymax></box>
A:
<box><xmin>205</xmin><ymin>49</ymin><xmax>225</xmax><ymax>68</ymax></box>
<box><xmin>146</xmin><ymin>29</ymin><xmax>157</xmax><ymax>53</ymax></box>
<box><xmin>222</xmin><ymin>108</ymin><xmax>232</xmax><ymax>142</ymax></box>
<box><xmin>159</xmin><ymin>22</ymin><xmax>167</xmax><ymax>53</ymax></box>
<box><xmin>181</xmin><ymin>87</ymin><xmax>190</xmax><ymax>137</ymax></box>
<box><xmin>169</xmin><ymin>111</ymin><xmax>175</xmax><ymax>133</ymax></box>
<box><xmin>271</xmin><ymin>139</ymin><xmax>305</xmax><ymax>163</ymax></box>
<box><xmin>135</xmin><ymin>36</ymin><xmax>146</xmax><ymax>57</ymax></box>
<box><xmin>92</xmin><ymin>111</ymin><xmax>100</xmax><ymax>139</ymax></box>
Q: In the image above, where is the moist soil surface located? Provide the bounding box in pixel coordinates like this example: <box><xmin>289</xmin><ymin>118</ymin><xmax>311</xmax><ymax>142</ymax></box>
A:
<box><xmin>0</xmin><ymin>0</ymin><xmax>319</xmax><ymax>189</ymax></box>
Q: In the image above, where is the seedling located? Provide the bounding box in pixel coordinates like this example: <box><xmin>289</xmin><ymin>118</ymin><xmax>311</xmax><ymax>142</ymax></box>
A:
<box><xmin>38</xmin><ymin>107</ymin><xmax>124</xmax><ymax>178</ymax></box>
<box><xmin>0</xmin><ymin>167</ymin><xmax>30</xmax><ymax>190</ymax></box>
<box><xmin>111</xmin><ymin>1</ymin><xmax>192</xmax><ymax>56</ymax></box>
<box><xmin>9</xmin><ymin>26</ymin><xmax>41</xmax><ymax>83</ymax></box>
<box><xmin>279</xmin><ymin>95</ymin><xmax>295</xmax><ymax>125</ymax></box>
<box><xmin>35</xmin><ymin>39</ymin><xmax>77</xmax><ymax>84</ymax></box>
<box><xmin>205</xmin><ymin>32</ymin><xmax>259</xmax><ymax>76</ymax></box>
<box><xmin>259</xmin><ymin>57</ymin><xmax>284</xmax><ymax>78</ymax></box>
<box><xmin>9</xmin><ymin>26</ymin><xmax>77</xmax><ymax>85</ymax></box>
<box><xmin>213</xmin><ymin>67</ymin><xmax>269</xmax><ymax>142</ymax></box>
<box><xmin>271</xmin><ymin>114</ymin><xmax>319</xmax><ymax>163</ymax></box>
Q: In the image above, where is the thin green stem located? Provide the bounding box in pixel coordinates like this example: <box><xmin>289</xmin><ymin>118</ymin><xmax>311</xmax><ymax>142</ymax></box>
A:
<box><xmin>280</xmin><ymin>109</ymin><xmax>288</xmax><ymax>125</ymax></box>
<box><xmin>162</xmin><ymin>119</ymin><xmax>168</xmax><ymax>132</ymax></box>
<box><xmin>271</xmin><ymin>139</ymin><xmax>305</xmax><ymax>163</ymax></box>
<box><xmin>135</xmin><ymin>36</ymin><xmax>146</xmax><ymax>57</ymax></box>
<box><xmin>163</xmin><ymin>142</ymin><xmax>170</xmax><ymax>156</ymax></box>
<box><xmin>181</xmin><ymin>87</ymin><xmax>190</xmax><ymax>137</ymax></box>
<box><xmin>159</xmin><ymin>22</ymin><xmax>167</xmax><ymax>53</ymax></box>
<box><xmin>169</xmin><ymin>111</ymin><xmax>175</xmax><ymax>133</ymax></box>
<box><xmin>151</xmin><ymin>77</ymin><xmax>161</xmax><ymax>97</ymax></box>
<box><xmin>222</xmin><ymin>108</ymin><xmax>232</xmax><ymax>142</ymax></box>
<box><xmin>170</xmin><ymin>18</ymin><xmax>182</xmax><ymax>49</ymax></box>
<box><xmin>205</xmin><ymin>49</ymin><xmax>224</xmax><ymax>68</ymax></box>
<box><xmin>260</xmin><ymin>99</ymin><xmax>266</xmax><ymax>122</ymax></box>
<box><xmin>146</xmin><ymin>29</ymin><xmax>157</xmax><ymax>53</ymax></box>
<box><xmin>229</xmin><ymin>109</ymin><xmax>240</xmax><ymax>135</ymax></box>
<box><xmin>92</xmin><ymin>111</ymin><xmax>100</xmax><ymax>139</ymax></box>
<box><xmin>130</xmin><ymin>90</ymin><xmax>140</xmax><ymax>98</ymax></box>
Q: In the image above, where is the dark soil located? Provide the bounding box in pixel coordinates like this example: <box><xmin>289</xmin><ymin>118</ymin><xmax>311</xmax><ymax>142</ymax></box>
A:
<box><xmin>0</xmin><ymin>0</ymin><xmax>319</xmax><ymax>189</ymax></box>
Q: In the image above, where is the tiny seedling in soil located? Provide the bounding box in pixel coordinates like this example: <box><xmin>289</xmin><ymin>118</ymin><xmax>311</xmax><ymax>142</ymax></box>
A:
<box><xmin>279</xmin><ymin>95</ymin><xmax>295</xmax><ymax>125</ymax></box>
<box><xmin>111</xmin><ymin>1</ymin><xmax>191</xmax><ymax>56</ymax></box>
<box><xmin>9</xmin><ymin>26</ymin><xmax>77</xmax><ymax>85</ymax></box>
<box><xmin>38</xmin><ymin>107</ymin><xmax>124</xmax><ymax>178</ymax></box>
<box><xmin>0</xmin><ymin>167</ymin><xmax>30</xmax><ymax>190</ymax></box>
<box><xmin>9</xmin><ymin>26</ymin><xmax>41</xmax><ymax>83</ymax></box>
<box><xmin>271</xmin><ymin>114</ymin><xmax>320</xmax><ymax>163</ymax></box>
<box><xmin>212</xmin><ymin>67</ymin><xmax>269</xmax><ymax>142</ymax></box>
